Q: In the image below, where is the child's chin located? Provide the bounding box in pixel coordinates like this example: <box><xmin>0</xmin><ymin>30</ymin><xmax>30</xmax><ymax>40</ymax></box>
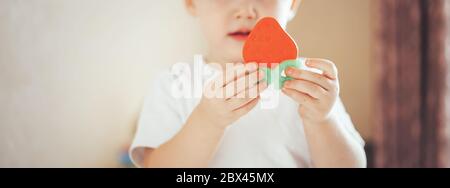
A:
<box><xmin>226</xmin><ymin>48</ymin><xmax>245</xmax><ymax>62</ymax></box>
<box><xmin>226</xmin><ymin>51</ymin><xmax>244</xmax><ymax>63</ymax></box>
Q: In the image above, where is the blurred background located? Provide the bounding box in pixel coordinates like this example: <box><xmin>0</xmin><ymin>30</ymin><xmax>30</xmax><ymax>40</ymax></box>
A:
<box><xmin>0</xmin><ymin>0</ymin><xmax>448</xmax><ymax>167</ymax></box>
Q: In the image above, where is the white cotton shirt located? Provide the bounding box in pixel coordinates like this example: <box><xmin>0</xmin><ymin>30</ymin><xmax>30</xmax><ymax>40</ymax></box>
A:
<box><xmin>130</xmin><ymin>60</ymin><xmax>364</xmax><ymax>168</ymax></box>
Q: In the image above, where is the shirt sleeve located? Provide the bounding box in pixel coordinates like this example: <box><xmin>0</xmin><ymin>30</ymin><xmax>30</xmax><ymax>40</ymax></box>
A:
<box><xmin>129</xmin><ymin>71</ymin><xmax>184</xmax><ymax>167</ymax></box>
<box><xmin>332</xmin><ymin>97</ymin><xmax>365</xmax><ymax>146</ymax></box>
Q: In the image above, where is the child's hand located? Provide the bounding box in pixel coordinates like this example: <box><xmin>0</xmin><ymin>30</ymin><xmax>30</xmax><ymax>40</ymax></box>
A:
<box><xmin>194</xmin><ymin>63</ymin><xmax>268</xmax><ymax>129</ymax></box>
<box><xmin>282</xmin><ymin>58</ymin><xmax>340</xmax><ymax>124</ymax></box>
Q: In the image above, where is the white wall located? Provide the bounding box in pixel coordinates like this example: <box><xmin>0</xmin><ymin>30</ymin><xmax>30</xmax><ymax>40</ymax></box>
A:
<box><xmin>0</xmin><ymin>0</ymin><xmax>205</xmax><ymax>167</ymax></box>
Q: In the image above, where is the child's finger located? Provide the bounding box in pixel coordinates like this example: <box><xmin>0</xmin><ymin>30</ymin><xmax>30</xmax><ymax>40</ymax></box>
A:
<box><xmin>228</xmin><ymin>81</ymin><xmax>268</xmax><ymax>110</ymax></box>
<box><xmin>222</xmin><ymin>66</ymin><xmax>261</xmax><ymax>99</ymax></box>
<box><xmin>221</xmin><ymin>63</ymin><xmax>258</xmax><ymax>87</ymax></box>
<box><xmin>215</xmin><ymin>62</ymin><xmax>260</xmax><ymax>99</ymax></box>
<box><xmin>305</xmin><ymin>58</ymin><xmax>338</xmax><ymax>80</ymax></box>
<box><xmin>285</xmin><ymin>67</ymin><xmax>333</xmax><ymax>91</ymax></box>
<box><xmin>282</xmin><ymin>88</ymin><xmax>316</xmax><ymax>107</ymax></box>
<box><xmin>284</xmin><ymin>79</ymin><xmax>326</xmax><ymax>99</ymax></box>
<box><xmin>221</xmin><ymin>63</ymin><xmax>245</xmax><ymax>86</ymax></box>
<box><xmin>231</xmin><ymin>70</ymin><xmax>265</xmax><ymax>99</ymax></box>
<box><xmin>232</xmin><ymin>97</ymin><xmax>260</xmax><ymax>117</ymax></box>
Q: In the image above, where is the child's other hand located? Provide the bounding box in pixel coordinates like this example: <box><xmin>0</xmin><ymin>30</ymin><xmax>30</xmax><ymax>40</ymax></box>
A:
<box><xmin>194</xmin><ymin>63</ymin><xmax>268</xmax><ymax>129</ymax></box>
<box><xmin>282</xmin><ymin>58</ymin><xmax>340</xmax><ymax>125</ymax></box>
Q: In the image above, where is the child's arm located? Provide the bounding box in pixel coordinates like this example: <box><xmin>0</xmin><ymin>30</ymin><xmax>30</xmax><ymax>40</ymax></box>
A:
<box><xmin>141</xmin><ymin>109</ymin><xmax>227</xmax><ymax>168</ymax></box>
<box><xmin>142</xmin><ymin>63</ymin><xmax>267</xmax><ymax>168</ymax></box>
<box><xmin>301</xmin><ymin>114</ymin><xmax>366</xmax><ymax>168</ymax></box>
<box><xmin>282</xmin><ymin>58</ymin><xmax>366</xmax><ymax>168</ymax></box>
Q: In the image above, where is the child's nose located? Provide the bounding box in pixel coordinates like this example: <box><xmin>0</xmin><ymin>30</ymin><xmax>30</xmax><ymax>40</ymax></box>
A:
<box><xmin>234</xmin><ymin>4</ymin><xmax>257</xmax><ymax>20</ymax></box>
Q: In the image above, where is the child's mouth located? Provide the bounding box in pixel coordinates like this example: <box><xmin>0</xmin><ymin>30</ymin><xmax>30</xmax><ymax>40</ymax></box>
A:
<box><xmin>228</xmin><ymin>30</ymin><xmax>251</xmax><ymax>42</ymax></box>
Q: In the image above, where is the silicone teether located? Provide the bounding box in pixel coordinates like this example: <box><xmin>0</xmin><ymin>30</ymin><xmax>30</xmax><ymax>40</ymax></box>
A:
<box><xmin>243</xmin><ymin>17</ymin><xmax>298</xmax><ymax>68</ymax></box>
<box><xmin>242</xmin><ymin>17</ymin><xmax>301</xmax><ymax>89</ymax></box>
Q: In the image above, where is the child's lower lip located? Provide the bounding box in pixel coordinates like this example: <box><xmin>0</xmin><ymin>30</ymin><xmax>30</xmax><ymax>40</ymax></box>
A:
<box><xmin>229</xmin><ymin>34</ymin><xmax>249</xmax><ymax>41</ymax></box>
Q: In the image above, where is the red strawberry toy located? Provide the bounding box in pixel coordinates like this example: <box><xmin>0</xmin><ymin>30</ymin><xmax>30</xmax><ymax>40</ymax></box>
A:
<box><xmin>243</xmin><ymin>17</ymin><xmax>301</xmax><ymax>88</ymax></box>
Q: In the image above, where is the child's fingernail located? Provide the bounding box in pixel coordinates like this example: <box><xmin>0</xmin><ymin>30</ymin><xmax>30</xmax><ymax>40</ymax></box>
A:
<box><xmin>286</xmin><ymin>68</ymin><xmax>293</xmax><ymax>74</ymax></box>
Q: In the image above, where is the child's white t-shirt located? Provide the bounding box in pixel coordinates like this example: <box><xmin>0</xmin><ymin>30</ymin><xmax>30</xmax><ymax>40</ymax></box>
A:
<box><xmin>130</xmin><ymin>60</ymin><xmax>364</xmax><ymax>168</ymax></box>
